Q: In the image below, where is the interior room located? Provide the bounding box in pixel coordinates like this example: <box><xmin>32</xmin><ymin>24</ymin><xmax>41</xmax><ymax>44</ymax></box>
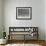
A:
<box><xmin>0</xmin><ymin>0</ymin><xmax>46</xmax><ymax>46</ymax></box>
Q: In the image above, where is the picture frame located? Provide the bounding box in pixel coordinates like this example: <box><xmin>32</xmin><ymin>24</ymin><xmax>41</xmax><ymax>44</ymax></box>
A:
<box><xmin>16</xmin><ymin>7</ymin><xmax>32</xmax><ymax>20</ymax></box>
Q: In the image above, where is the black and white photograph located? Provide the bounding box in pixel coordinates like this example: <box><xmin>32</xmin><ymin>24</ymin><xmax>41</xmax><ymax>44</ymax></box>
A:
<box><xmin>16</xmin><ymin>7</ymin><xmax>32</xmax><ymax>20</ymax></box>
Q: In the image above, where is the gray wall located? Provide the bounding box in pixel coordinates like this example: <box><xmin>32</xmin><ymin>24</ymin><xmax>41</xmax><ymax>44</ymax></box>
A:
<box><xmin>2</xmin><ymin>0</ymin><xmax>45</xmax><ymax>40</ymax></box>
<box><xmin>45</xmin><ymin>0</ymin><xmax>46</xmax><ymax>40</ymax></box>
<box><xmin>0</xmin><ymin>0</ymin><xmax>3</xmax><ymax>38</ymax></box>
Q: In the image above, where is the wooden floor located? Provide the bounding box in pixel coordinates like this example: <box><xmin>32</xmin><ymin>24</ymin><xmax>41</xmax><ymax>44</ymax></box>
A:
<box><xmin>9</xmin><ymin>40</ymin><xmax>46</xmax><ymax>46</ymax></box>
<box><xmin>0</xmin><ymin>40</ymin><xmax>46</xmax><ymax>46</ymax></box>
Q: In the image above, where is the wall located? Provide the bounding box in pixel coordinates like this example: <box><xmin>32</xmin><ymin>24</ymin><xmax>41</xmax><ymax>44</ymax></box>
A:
<box><xmin>0</xmin><ymin>0</ymin><xmax>3</xmax><ymax>38</ymax></box>
<box><xmin>45</xmin><ymin>0</ymin><xmax>46</xmax><ymax>40</ymax></box>
<box><xmin>32</xmin><ymin>0</ymin><xmax>45</xmax><ymax>40</ymax></box>
<box><xmin>3</xmin><ymin>0</ymin><xmax>45</xmax><ymax>40</ymax></box>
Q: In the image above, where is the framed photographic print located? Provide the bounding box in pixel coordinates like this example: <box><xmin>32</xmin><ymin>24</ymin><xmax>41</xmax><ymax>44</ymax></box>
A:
<box><xmin>16</xmin><ymin>7</ymin><xmax>32</xmax><ymax>20</ymax></box>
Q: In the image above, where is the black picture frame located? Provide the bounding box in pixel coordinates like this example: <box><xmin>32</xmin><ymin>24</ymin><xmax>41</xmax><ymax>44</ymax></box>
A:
<box><xmin>16</xmin><ymin>7</ymin><xmax>32</xmax><ymax>20</ymax></box>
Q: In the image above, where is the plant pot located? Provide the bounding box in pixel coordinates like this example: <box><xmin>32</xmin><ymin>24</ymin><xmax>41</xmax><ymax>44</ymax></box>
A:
<box><xmin>0</xmin><ymin>39</ymin><xmax>7</xmax><ymax>44</ymax></box>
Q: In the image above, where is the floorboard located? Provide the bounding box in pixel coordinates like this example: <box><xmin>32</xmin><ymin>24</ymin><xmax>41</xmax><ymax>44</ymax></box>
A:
<box><xmin>0</xmin><ymin>40</ymin><xmax>46</xmax><ymax>46</ymax></box>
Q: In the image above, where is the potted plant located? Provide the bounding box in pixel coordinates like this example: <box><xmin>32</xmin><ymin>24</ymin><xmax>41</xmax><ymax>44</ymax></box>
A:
<box><xmin>3</xmin><ymin>32</ymin><xmax>6</xmax><ymax>39</ymax></box>
<box><xmin>0</xmin><ymin>26</ymin><xmax>7</xmax><ymax>44</ymax></box>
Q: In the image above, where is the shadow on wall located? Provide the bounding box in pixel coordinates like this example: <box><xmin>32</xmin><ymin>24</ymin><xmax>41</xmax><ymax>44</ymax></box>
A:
<box><xmin>0</xmin><ymin>30</ymin><xmax>3</xmax><ymax>39</ymax></box>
